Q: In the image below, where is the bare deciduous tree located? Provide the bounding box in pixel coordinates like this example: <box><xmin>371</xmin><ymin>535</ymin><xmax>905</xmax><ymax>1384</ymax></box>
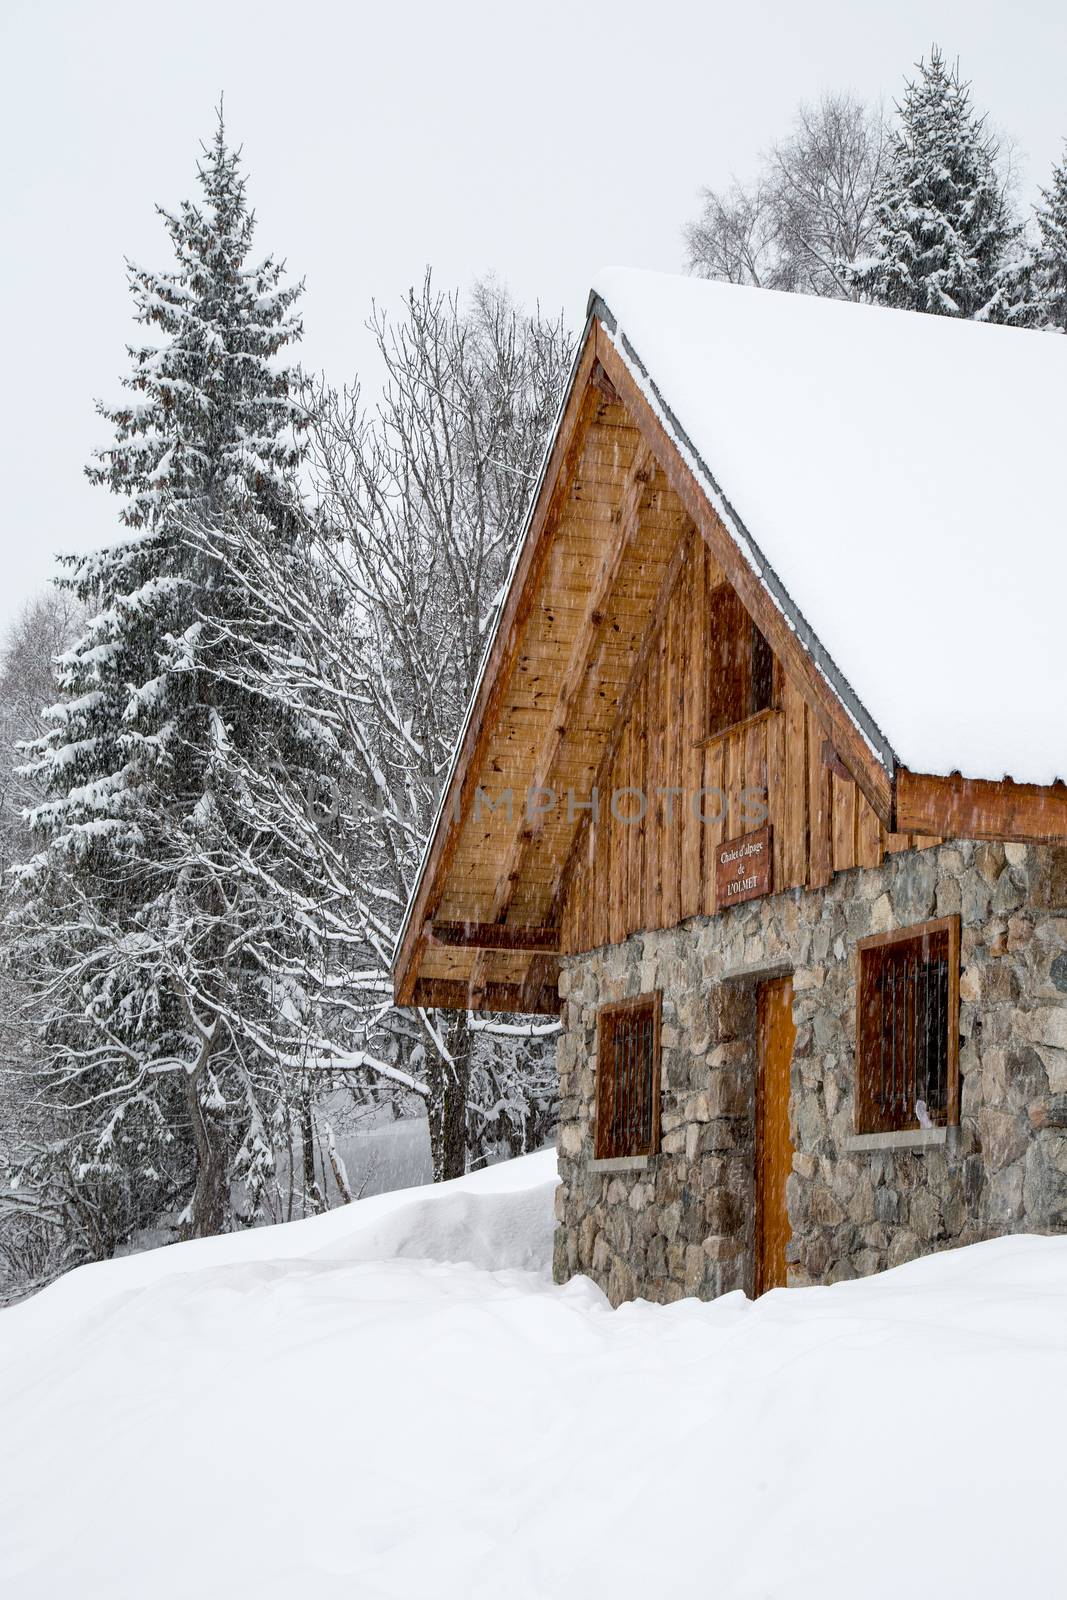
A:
<box><xmin>685</xmin><ymin>93</ymin><xmax>887</xmax><ymax>300</ymax></box>
<box><xmin>683</xmin><ymin>181</ymin><xmax>780</xmax><ymax>288</ymax></box>
<box><xmin>189</xmin><ymin>274</ymin><xmax>572</xmax><ymax>1185</ymax></box>
<box><xmin>305</xmin><ymin>273</ymin><xmax>572</xmax><ymax>1180</ymax></box>
<box><xmin>769</xmin><ymin>93</ymin><xmax>888</xmax><ymax>298</ymax></box>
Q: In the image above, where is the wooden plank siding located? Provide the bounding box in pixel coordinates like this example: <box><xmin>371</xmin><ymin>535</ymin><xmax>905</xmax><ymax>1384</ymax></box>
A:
<box><xmin>557</xmin><ymin>540</ymin><xmax>903</xmax><ymax>953</ymax></box>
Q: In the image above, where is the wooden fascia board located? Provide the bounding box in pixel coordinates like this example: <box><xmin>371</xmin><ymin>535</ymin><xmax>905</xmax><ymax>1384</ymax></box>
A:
<box><xmin>896</xmin><ymin>768</ymin><xmax>1067</xmax><ymax>843</ymax></box>
<box><xmin>592</xmin><ymin>319</ymin><xmax>896</xmax><ymax>828</ymax></box>
<box><xmin>392</xmin><ymin>324</ymin><xmax>600</xmax><ymax>1005</ymax></box>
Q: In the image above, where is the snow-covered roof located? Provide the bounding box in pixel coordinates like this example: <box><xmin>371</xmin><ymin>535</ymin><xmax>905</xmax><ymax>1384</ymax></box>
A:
<box><xmin>592</xmin><ymin>267</ymin><xmax>1067</xmax><ymax>786</ymax></box>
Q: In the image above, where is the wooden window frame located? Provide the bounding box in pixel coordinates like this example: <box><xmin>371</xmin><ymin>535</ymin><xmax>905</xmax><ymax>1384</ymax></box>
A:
<box><xmin>595</xmin><ymin>993</ymin><xmax>662</xmax><ymax>1161</ymax></box>
<box><xmin>855</xmin><ymin>916</ymin><xmax>960</xmax><ymax>1136</ymax></box>
<box><xmin>705</xmin><ymin>581</ymin><xmax>777</xmax><ymax>744</ymax></box>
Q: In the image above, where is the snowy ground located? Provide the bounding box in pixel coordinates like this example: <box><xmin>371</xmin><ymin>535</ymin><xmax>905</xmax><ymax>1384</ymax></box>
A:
<box><xmin>338</xmin><ymin>1109</ymin><xmax>432</xmax><ymax>1194</ymax></box>
<box><xmin>2</xmin><ymin>1153</ymin><xmax>1066</xmax><ymax>1599</ymax></box>
<box><xmin>290</xmin><ymin>1105</ymin><xmax>432</xmax><ymax>1201</ymax></box>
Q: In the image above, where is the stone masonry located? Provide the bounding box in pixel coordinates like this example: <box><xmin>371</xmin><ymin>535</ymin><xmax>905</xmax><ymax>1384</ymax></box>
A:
<box><xmin>552</xmin><ymin>841</ymin><xmax>1067</xmax><ymax>1306</ymax></box>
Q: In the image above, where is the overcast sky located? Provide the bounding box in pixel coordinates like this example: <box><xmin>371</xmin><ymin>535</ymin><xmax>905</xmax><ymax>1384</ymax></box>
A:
<box><xmin>1</xmin><ymin>0</ymin><xmax>1064</xmax><ymax>629</ymax></box>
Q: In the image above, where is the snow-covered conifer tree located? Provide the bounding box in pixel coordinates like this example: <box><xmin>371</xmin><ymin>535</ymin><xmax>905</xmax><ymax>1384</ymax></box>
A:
<box><xmin>850</xmin><ymin>48</ymin><xmax>1031</xmax><ymax>323</ymax></box>
<box><xmin>1032</xmin><ymin>142</ymin><xmax>1067</xmax><ymax>332</ymax></box>
<box><xmin>8</xmin><ymin>109</ymin><xmax>315</xmax><ymax>1254</ymax></box>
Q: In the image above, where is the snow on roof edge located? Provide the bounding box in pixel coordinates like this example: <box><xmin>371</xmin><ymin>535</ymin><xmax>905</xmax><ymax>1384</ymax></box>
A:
<box><xmin>587</xmin><ymin>285</ymin><xmax>899</xmax><ymax>780</ymax></box>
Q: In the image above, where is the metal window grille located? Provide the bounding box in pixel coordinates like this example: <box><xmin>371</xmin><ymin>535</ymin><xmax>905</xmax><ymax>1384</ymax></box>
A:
<box><xmin>596</xmin><ymin>998</ymin><xmax>660</xmax><ymax>1159</ymax></box>
<box><xmin>857</xmin><ymin>922</ymin><xmax>957</xmax><ymax>1134</ymax></box>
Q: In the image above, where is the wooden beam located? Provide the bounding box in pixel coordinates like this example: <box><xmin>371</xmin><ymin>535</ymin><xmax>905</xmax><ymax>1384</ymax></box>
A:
<box><xmin>821</xmin><ymin>739</ymin><xmax>853</xmax><ymax>783</ymax></box>
<box><xmin>549</xmin><ymin>521</ymin><xmax>697</xmax><ymax>925</ymax></box>
<box><xmin>409</xmin><ymin>975</ymin><xmax>561</xmax><ymax>1016</ymax></box>
<box><xmin>477</xmin><ymin>436</ymin><xmax>658</xmax><ymax>918</ymax></box>
<box><xmin>392</xmin><ymin>328</ymin><xmax>600</xmax><ymax>1005</ymax></box>
<box><xmin>590</xmin><ymin>358</ymin><xmax>620</xmax><ymax>404</ymax></box>
<box><xmin>426</xmin><ymin>921</ymin><xmax>561</xmax><ymax>953</ymax></box>
<box><xmin>593</xmin><ymin>324</ymin><xmax>895</xmax><ymax>829</ymax></box>
<box><xmin>896</xmin><ymin>768</ymin><xmax>1067</xmax><ymax>843</ymax></box>
<box><xmin>519</xmin><ymin>954</ymin><xmax>560</xmax><ymax>1013</ymax></box>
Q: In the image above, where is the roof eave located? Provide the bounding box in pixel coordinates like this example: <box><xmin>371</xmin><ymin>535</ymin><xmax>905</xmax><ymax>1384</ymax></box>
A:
<box><xmin>391</xmin><ymin>313</ymin><xmax>600</xmax><ymax>1006</ymax></box>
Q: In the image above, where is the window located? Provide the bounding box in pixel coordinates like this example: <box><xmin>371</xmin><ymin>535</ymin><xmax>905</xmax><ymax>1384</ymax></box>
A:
<box><xmin>855</xmin><ymin>917</ymin><xmax>960</xmax><ymax>1135</ymax></box>
<box><xmin>595</xmin><ymin>995</ymin><xmax>661</xmax><ymax>1159</ymax></box>
<box><xmin>706</xmin><ymin>582</ymin><xmax>775</xmax><ymax>738</ymax></box>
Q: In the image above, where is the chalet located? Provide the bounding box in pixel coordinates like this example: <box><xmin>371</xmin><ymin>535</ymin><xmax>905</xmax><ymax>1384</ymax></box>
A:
<box><xmin>394</xmin><ymin>268</ymin><xmax>1067</xmax><ymax>1306</ymax></box>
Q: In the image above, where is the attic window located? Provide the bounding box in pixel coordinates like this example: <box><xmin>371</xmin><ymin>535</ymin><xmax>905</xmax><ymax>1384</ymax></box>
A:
<box><xmin>707</xmin><ymin>583</ymin><xmax>774</xmax><ymax>738</ymax></box>
<box><xmin>595</xmin><ymin>995</ymin><xmax>661</xmax><ymax>1160</ymax></box>
<box><xmin>855</xmin><ymin>918</ymin><xmax>960</xmax><ymax>1135</ymax></box>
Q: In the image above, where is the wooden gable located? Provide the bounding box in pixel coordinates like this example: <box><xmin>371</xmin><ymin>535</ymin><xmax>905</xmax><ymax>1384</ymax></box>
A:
<box><xmin>557</xmin><ymin>528</ymin><xmax>929</xmax><ymax>960</ymax></box>
<box><xmin>393</xmin><ymin>314</ymin><xmax>1067</xmax><ymax>1015</ymax></box>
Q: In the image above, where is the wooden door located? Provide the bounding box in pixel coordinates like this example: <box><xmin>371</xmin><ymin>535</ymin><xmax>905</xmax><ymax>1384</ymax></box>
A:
<box><xmin>756</xmin><ymin>975</ymin><xmax>796</xmax><ymax>1295</ymax></box>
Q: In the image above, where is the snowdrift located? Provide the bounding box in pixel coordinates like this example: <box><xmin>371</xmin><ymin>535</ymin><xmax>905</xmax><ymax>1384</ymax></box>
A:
<box><xmin>2</xmin><ymin>1149</ymin><xmax>1066</xmax><ymax>1599</ymax></box>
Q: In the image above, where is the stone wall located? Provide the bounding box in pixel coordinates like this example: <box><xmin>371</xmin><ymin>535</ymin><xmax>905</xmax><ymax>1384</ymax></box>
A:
<box><xmin>552</xmin><ymin>841</ymin><xmax>1067</xmax><ymax>1306</ymax></box>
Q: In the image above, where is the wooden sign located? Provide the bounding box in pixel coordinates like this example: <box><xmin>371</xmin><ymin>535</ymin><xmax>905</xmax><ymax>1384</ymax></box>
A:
<box><xmin>716</xmin><ymin>826</ymin><xmax>773</xmax><ymax>909</ymax></box>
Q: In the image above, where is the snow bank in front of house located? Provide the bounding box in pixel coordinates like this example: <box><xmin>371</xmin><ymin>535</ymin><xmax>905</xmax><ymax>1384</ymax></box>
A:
<box><xmin>3</xmin><ymin>1148</ymin><xmax>1067</xmax><ymax>1599</ymax></box>
<box><xmin>17</xmin><ymin>1145</ymin><xmax>560</xmax><ymax>1313</ymax></box>
<box><xmin>593</xmin><ymin>267</ymin><xmax>1067</xmax><ymax>787</ymax></box>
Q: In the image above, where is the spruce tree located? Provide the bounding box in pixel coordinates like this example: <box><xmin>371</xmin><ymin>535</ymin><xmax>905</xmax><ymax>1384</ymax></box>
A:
<box><xmin>851</xmin><ymin>47</ymin><xmax>1030</xmax><ymax>323</ymax></box>
<box><xmin>10</xmin><ymin>110</ymin><xmax>314</xmax><ymax>1252</ymax></box>
<box><xmin>1033</xmin><ymin>141</ymin><xmax>1067</xmax><ymax>331</ymax></box>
